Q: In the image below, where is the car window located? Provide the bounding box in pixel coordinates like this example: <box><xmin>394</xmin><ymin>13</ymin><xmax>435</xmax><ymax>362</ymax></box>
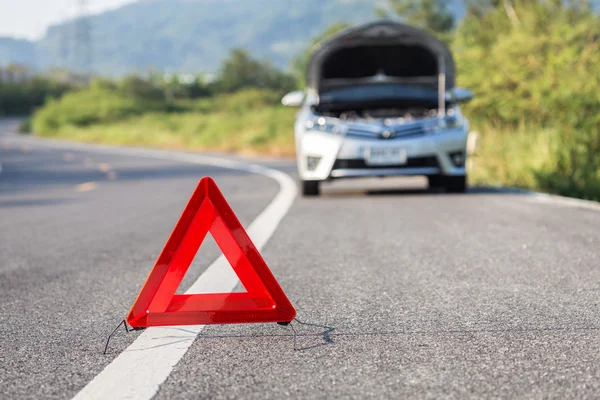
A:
<box><xmin>319</xmin><ymin>84</ymin><xmax>439</xmax><ymax>104</ymax></box>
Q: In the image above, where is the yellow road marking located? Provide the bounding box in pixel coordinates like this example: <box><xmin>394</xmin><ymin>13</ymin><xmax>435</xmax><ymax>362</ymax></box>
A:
<box><xmin>98</xmin><ymin>163</ymin><xmax>111</xmax><ymax>172</ymax></box>
<box><xmin>75</xmin><ymin>182</ymin><xmax>98</xmax><ymax>192</ymax></box>
<box><xmin>106</xmin><ymin>171</ymin><xmax>118</xmax><ymax>180</ymax></box>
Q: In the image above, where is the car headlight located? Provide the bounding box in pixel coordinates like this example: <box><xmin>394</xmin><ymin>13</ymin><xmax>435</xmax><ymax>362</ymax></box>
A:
<box><xmin>305</xmin><ymin>117</ymin><xmax>346</xmax><ymax>135</ymax></box>
<box><xmin>425</xmin><ymin>117</ymin><xmax>464</xmax><ymax>134</ymax></box>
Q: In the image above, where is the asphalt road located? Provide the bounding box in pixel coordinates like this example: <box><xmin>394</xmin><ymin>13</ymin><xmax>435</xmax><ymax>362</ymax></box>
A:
<box><xmin>1</xmin><ymin>118</ymin><xmax>599</xmax><ymax>399</ymax></box>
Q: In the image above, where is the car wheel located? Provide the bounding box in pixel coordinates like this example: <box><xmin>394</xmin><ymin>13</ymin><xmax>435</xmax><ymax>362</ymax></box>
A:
<box><xmin>427</xmin><ymin>175</ymin><xmax>444</xmax><ymax>190</ymax></box>
<box><xmin>444</xmin><ymin>175</ymin><xmax>467</xmax><ymax>193</ymax></box>
<box><xmin>301</xmin><ymin>180</ymin><xmax>320</xmax><ymax>196</ymax></box>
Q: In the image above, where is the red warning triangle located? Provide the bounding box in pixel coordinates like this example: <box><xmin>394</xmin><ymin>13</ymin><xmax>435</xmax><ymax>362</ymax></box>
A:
<box><xmin>127</xmin><ymin>177</ymin><xmax>295</xmax><ymax>328</ymax></box>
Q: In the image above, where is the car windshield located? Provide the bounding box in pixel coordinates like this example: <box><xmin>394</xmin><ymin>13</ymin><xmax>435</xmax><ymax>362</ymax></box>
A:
<box><xmin>319</xmin><ymin>84</ymin><xmax>439</xmax><ymax>105</ymax></box>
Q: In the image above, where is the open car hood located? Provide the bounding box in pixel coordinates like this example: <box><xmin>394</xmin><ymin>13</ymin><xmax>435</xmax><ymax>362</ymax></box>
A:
<box><xmin>306</xmin><ymin>20</ymin><xmax>455</xmax><ymax>98</ymax></box>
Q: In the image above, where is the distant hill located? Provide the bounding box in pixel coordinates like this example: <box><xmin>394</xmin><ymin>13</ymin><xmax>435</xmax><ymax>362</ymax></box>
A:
<box><xmin>2</xmin><ymin>0</ymin><xmax>469</xmax><ymax>76</ymax></box>
<box><xmin>36</xmin><ymin>0</ymin><xmax>414</xmax><ymax>75</ymax></box>
<box><xmin>0</xmin><ymin>37</ymin><xmax>37</xmax><ymax>67</ymax></box>
<box><xmin>4</xmin><ymin>0</ymin><xmax>600</xmax><ymax>76</ymax></box>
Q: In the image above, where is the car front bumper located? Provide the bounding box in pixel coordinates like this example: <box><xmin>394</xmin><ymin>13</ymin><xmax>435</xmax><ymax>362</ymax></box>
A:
<box><xmin>297</xmin><ymin>129</ymin><xmax>468</xmax><ymax>181</ymax></box>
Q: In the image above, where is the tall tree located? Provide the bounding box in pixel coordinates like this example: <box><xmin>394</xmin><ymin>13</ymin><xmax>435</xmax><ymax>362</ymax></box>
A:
<box><xmin>379</xmin><ymin>0</ymin><xmax>456</xmax><ymax>35</ymax></box>
<box><xmin>215</xmin><ymin>49</ymin><xmax>296</xmax><ymax>94</ymax></box>
<box><xmin>454</xmin><ymin>0</ymin><xmax>600</xmax><ymax>198</ymax></box>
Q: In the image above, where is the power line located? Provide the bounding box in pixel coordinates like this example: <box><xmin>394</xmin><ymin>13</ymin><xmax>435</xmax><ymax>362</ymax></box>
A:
<box><xmin>74</xmin><ymin>0</ymin><xmax>93</xmax><ymax>75</ymax></box>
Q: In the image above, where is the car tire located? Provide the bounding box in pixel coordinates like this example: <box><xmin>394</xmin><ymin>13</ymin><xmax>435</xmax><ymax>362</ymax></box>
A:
<box><xmin>427</xmin><ymin>175</ymin><xmax>445</xmax><ymax>190</ymax></box>
<box><xmin>428</xmin><ymin>175</ymin><xmax>467</xmax><ymax>193</ymax></box>
<box><xmin>301</xmin><ymin>180</ymin><xmax>320</xmax><ymax>196</ymax></box>
<box><xmin>444</xmin><ymin>175</ymin><xmax>467</xmax><ymax>193</ymax></box>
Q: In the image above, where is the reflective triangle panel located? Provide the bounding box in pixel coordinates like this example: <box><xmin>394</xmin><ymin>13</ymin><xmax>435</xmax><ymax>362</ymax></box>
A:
<box><xmin>126</xmin><ymin>177</ymin><xmax>295</xmax><ymax>328</ymax></box>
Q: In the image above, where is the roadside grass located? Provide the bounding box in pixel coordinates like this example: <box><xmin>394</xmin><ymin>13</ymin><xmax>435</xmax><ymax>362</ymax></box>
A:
<box><xmin>36</xmin><ymin>106</ymin><xmax>297</xmax><ymax>157</ymax></box>
<box><xmin>469</xmin><ymin>122</ymin><xmax>600</xmax><ymax>201</ymax></box>
<box><xmin>468</xmin><ymin>121</ymin><xmax>554</xmax><ymax>189</ymax></box>
<box><xmin>33</xmin><ymin>88</ymin><xmax>298</xmax><ymax>156</ymax></box>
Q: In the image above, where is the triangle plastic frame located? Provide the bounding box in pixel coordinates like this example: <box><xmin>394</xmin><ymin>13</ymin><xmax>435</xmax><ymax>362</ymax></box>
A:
<box><xmin>126</xmin><ymin>177</ymin><xmax>296</xmax><ymax>328</ymax></box>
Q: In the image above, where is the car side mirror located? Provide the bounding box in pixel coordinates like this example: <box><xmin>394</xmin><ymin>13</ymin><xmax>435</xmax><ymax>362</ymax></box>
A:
<box><xmin>449</xmin><ymin>87</ymin><xmax>474</xmax><ymax>103</ymax></box>
<box><xmin>281</xmin><ymin>91</ymin><xmax>305</xmax><ymax>107</ymax></box>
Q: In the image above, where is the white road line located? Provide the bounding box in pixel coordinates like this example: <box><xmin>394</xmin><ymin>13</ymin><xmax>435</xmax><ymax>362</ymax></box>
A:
<box><xmin>482</xmin><ymin>184</ymin><xmax>600</xmax><ymax>213</ymax></box>
<box><xmin>19</xmin><ymin>140</ymin><xmax>298</xmax><ymax>400</ymax></box>
<box><xmin>528</xmin><ymin>191</ymin><xmax>600</xmax><ymax>212</ymax></box>
<box><xmin>75</xmin><ymin>182</ymin><xmax>98</xmax><ymax>192</ymax></box>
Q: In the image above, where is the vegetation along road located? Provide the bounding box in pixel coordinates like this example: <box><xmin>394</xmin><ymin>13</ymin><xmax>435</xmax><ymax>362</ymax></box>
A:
<box><xmin>2</xmin><ymin>1</ymin><xmax>599</xmax><ymax>201</ymax></box>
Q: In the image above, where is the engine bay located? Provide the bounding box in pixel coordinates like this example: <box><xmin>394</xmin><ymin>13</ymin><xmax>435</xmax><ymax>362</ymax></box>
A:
<box><xmin>315</xmin><ymin>105</ymin><xmax>440</xmax><ymax>122</ymax></box>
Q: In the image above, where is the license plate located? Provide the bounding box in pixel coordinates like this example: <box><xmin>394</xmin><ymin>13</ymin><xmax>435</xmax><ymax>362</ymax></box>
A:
<box><xmin>364</xmin><ymin>147</ymin><xmax>407</xmax><ymax>166</ymax></box>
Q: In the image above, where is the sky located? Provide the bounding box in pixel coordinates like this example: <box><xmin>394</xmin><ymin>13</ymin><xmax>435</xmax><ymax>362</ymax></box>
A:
<box><xmin>0</xmin><ymin>0</ymin><xmax>138</xmax><ymax>40</ymax></box>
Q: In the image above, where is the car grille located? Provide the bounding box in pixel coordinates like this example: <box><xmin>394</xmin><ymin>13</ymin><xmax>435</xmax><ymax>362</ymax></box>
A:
<box><xmin>332</xmin><ymin>156</ymin><xmax>439</xmax><ymax>170</ymax></box>
<box><xmin>346</xmin><ymin>124</ymin><xmax>426</xmax><ymax>140</ymax></box>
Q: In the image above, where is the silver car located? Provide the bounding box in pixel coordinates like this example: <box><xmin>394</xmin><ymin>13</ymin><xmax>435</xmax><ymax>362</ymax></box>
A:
<box><xmin>282</xmin><ymin>20</ymin><xmax>474</xmax><ymax>196</ymax></box>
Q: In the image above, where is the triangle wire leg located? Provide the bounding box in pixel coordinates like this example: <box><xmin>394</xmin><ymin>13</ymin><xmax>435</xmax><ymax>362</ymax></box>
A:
<box><xmin>103</xmin><ymin>319</ymin><xmax>130</xmax><ymax>354</ymax></box>
<box><xmin>282</xmin><ymin>318</ymin><xmax>335</xmax><ymax>351</ymax></box>
<box><xmin>278</xmin><ymin>320</ymin><xmax>297</xmax><ymax>350</ymax></box>
<box><xmin>292</xmin><ymin>317</ymin><xmax>335</xmax><ymax>347</ymax></box>
<box><xmin>290</xmin><ymin>320</ymin><xmax>298</xmax><ymax>351</ymax></box>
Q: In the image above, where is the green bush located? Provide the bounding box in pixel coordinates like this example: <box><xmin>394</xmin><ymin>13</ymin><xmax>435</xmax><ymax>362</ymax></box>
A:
<box><xmin>211</xmin><ymin>49</ymin><xmax>297</xmax><ymax>94</ymax></box>
<box><xmin>456</xmin><ymin>1</ymin><xmax>600</xmax><ymax>200</ymax></box>
<box><xmin>213</xmin><ymin>88</ymin><xmax>282</xmax><ymax>113</ymax></box>
<box><xmin>34</xmin><ymin>94</ymin><xmax>297</xmax><ymax>156</ymax></box>
<box><xmin>30</xmin><ymin>77</ymin><xmax>296</xmax><ymax>154</ymax></box>
<box><xmin>0</xmin><ymin>77</ymin><xmax>72</xmax><ymax>115</ymax></box>
<box><xmin>118</xmin><ymin>75</ymin><xmax>166</xmax><ymax>101</ymax></box>
<box><xmin>30</xmin><ymin>49</ymin><xmax>296</xmax><ymax>136</ymax></box>
<box><xmin>32</xmin><ymin>78</ymin><xmax>171</xmax><ymax>133</ymax></box>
